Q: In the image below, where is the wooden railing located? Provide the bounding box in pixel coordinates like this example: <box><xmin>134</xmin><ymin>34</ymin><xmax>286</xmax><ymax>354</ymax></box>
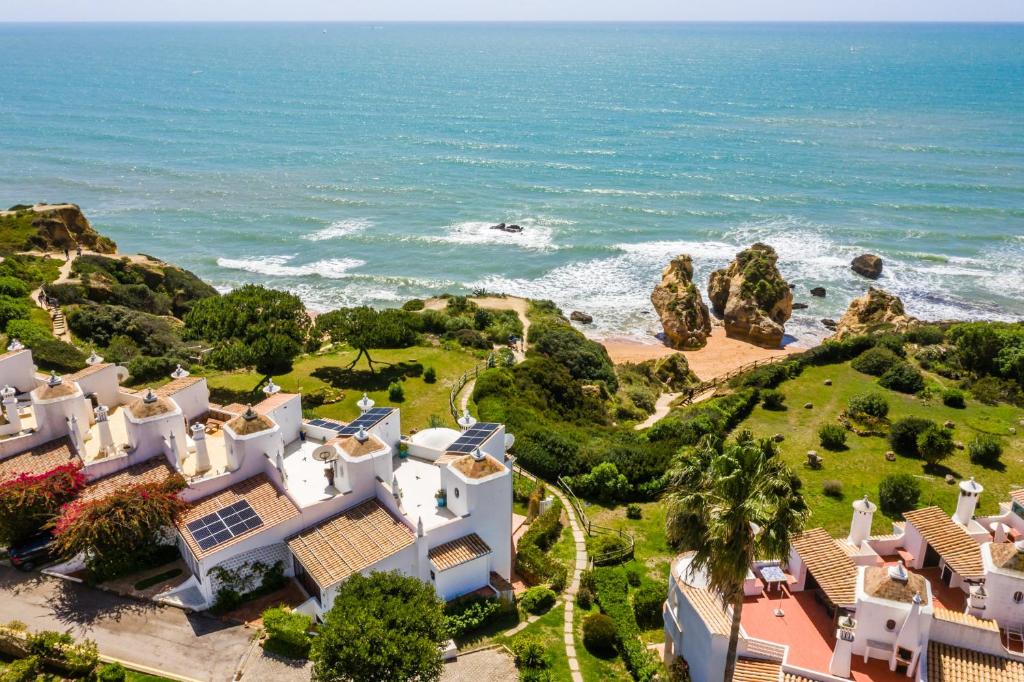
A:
<box><xmin>448</xmin><ymin>358</ymin><xmax>492</xmax><ymax>421</ymax></box>
<box><xmin>557</xmin><ymin>475</ymin><xmax>635</xmax><ymax>567</ymax></box>
<box><xmin>672</xmin><ymin>352</ymin><xmax>802</xmax><ymax>411</ymax></box>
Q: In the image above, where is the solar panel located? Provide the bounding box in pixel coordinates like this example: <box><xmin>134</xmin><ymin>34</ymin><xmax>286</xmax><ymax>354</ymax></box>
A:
<box><xmin>336</xmin><ymin>407</ymin><xmax>394</xmax><ymax>436</ymax></box>
<box><xmin>447</xmin><ymin>423</ymin><xmax>500</xmax><ymax>454</ymax></box>
<box><xmin>186</xmin><ymin>500</ymin><xmax>263</xmax><ymax>552</ymax></box>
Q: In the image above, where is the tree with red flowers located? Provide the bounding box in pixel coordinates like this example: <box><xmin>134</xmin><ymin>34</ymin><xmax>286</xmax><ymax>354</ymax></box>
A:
<box><xmin>54</xmin><ymin>474</ymin><xmax>188</xmax><ymax>580</ymax></box>
<box><xmin>0</xmin><ymin>462</ymin><xmax>84</xmax><ymax>546</ymax></box>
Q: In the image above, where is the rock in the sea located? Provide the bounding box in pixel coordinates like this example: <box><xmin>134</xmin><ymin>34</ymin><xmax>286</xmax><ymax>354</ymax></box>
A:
<box><xmin>810</xmin><ymin>287</ymin><xmax>827</xmax><ymax>298</ymax></box>
<box><xmin>570</xmin><ymin>310</ymin><xmax>593</xmax><ymax>324</ymax></box>
<box><xmin>0</xmin><ymin>203</ymin><xmax>117</xmax><ymax>254</ymax></box>
<box><xmin>821</xmin><ymin>318</ymin><xmax>838</xmax><ymax>330</ymax></box>
<box><xmin>489</xmin><ymin>222</ymin><xmax>523</xmax><ymax>233</ymax></box>
<box><xmin>851</xmin><ymin>253</ymin><xmax>884</xmax><ymax>279</ymax></box>
<box><xmin>793</xmin><ymin>302</ymin><xmax>809</xmax><ymax>310</ymax></box>
<box><xmin>830</xmin><ymin>287</ymin><xmax>918</xmax><ymax>340</ymax></box>
<box><xmin>706</xmin><ymin>243</ymin><xmax>793</xmax><ymax>348</ymax></box>
<box><xmin>651</xmin><ymin>254</ymin><xmax>713</xmax><ymax>350</ymax></box>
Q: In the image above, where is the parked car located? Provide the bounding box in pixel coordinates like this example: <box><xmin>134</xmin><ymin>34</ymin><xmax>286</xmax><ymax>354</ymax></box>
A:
<box><xmin>7</xmin><ymin>533</ymin><xmax>55</xmax><ymax>571</ymax></box>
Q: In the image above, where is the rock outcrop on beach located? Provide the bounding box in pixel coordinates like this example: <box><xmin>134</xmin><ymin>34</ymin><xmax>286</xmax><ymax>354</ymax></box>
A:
<box><xmin>570</xmin><ymin>310</ymin><xmax>593</xmax><ymax>324</ymax></box>
<box><xmin>651</xmin><ymin>254</ymin><xmax>713</xmax><ymax>350</ymax></box>
<box><xmin>851</xmin><ymin>253</ymin><xmax>883</xmax><ymax>279</ymax></box>
<box><xmin>810</xmin><ymin>287</ymin><xmax>827</xmax><ymax>298</ymax></box>
<box><xmin>830</xmin><ymin>287</ymin><xmax>918</xmax><ymax>339</ymax></box>
<box><xmin>0</xmin><ymin>203</ymin><xmax>117</xmax><ymax>254</ymax></box>
<box><xmin>707</xmin><ymin>243</ymin><xmax>793</xmax><ymax>348</ymax></box>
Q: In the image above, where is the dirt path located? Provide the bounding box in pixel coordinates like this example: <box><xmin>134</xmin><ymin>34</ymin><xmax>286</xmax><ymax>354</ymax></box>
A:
<box><xmin>633</xmin><ymin>385</ymin><xmax>718</xmax><ymax>431</ymax></box>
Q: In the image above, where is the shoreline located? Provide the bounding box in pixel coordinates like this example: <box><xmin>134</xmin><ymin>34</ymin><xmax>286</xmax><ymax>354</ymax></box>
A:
<box><xmin>596</xmin><ymin>327</ymin><xmax>804</xmax><ymax>382</ymax></box>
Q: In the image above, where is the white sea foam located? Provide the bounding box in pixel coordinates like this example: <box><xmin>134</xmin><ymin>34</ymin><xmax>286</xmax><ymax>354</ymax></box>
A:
<box><xmin>216</xmin><ymin>255</ymin><xmax>366</xmax><ymax>279</ymax></box>
<box><xmin>422</xmin><ymin>218</ymin><xmax>567</xmax><ymax>251</ymax></box>
<box><xmin>301</xmin><ymin>218</ymin><xmax>372</xmax><ymax>241</ymax></box>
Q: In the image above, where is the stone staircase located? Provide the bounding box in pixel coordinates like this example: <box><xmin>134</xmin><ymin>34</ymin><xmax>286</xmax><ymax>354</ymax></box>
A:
<box><xmin>49</xmin><ymin>303</ymin><xmax>67</xmax><ymax>338</ymax></box>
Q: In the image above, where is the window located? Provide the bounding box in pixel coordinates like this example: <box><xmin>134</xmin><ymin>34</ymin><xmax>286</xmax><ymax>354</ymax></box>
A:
<box><xmin>885</xmin><ymin>619</ymin><xmax>896</xmax><ymax>631</ymax></box>
<box><xmin>1014</xmin><ymin>591</ymin><xmax>1023</xmax><ymax>604</ymax></box>
<box><xmin>454</xmin><ymin>487</ymin><xmax>460</xmax><ymax>499</ymax></box>
<box><xmin>430</xmin><ymin>570</ymin><xmax>436</xmax><ymax>581</ymax></box>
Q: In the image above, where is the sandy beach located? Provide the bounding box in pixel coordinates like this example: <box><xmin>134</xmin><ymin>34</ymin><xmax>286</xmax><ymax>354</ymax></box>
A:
<box><xmin>599</xmin><ymin>327</ymin><xmax>804</xmax><ymax>382</ymax></box>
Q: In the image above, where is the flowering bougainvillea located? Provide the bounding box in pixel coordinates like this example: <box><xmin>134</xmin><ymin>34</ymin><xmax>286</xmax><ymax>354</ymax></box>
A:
<box><xmin>54</xmin><ymin>473</ymin><xmax>188</xmax><ymax>580</ymax></box>
<box><xmin>0</xmin><ymin>462</ymin><xmax>85</xmax><ymax>546</ymax></box>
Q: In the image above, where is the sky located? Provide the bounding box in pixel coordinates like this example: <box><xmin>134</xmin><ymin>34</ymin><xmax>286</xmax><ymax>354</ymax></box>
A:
<box><xmin>3</xmin><ymin>0</ymin><xmax>1024</xmax><ymax>23</ymax></box>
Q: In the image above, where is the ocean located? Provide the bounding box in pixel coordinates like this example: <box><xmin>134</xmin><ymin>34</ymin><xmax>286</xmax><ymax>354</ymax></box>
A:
<box><xmin>1</xmin><ymin>22</ymin><xmax>1022</xmax><ymax>344</ymax></box>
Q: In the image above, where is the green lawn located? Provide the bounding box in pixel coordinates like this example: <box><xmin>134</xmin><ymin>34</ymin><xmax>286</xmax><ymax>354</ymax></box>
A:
<box><xmin>738</xmin><ymin>361</ymin><xmax>1024</xmax><ymax>535</ymax></box>
<box><xmin>494</xmin><ymin>605</ymin><xmax>571</xmax><ymax>679</ymax></box>
<box><xmin>198</xmin><ymin>344</ymin><xmax>483</xmax><ymax>432</ymax></box>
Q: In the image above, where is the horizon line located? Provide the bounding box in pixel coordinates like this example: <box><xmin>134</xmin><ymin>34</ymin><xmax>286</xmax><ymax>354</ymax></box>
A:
<box><xmin>2</xmin><ymin>19</ymin><xmax>1023</xmax><ymax>25</ymax></box>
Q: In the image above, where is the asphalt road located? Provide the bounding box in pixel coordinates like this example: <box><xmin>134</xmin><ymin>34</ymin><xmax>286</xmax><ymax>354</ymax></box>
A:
<box><xmin>0</xmin><ymin>566</ymin><xmax>253</xmax><ymax>681</ymax></box>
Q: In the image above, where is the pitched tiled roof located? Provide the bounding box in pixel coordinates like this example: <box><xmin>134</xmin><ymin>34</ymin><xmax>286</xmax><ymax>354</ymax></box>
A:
<box><xmin>990</xmin><ymin>542</ymin><xmax>1024</xmax><ymax>575</ymax></box>
<box><xmin>791</xmin><ymin>528</ymin><xmax>858</xmax><ymax>606</ymax></box>
<box><xmin>904</xmin><ymin>506</ymin><xmax>985</xmax><ymax>580</ymax></box>
<box><xmin>255</xmin><ymin>392</ymin><xmax>296</xmax><ymax>413</ymax></box>
<box><xmin>673</xmin><ymin>574</ymin><xmax>731</xmax><ymax>637</ymax></box>
<box><xmin>933</xmin><ymin>608</ymin><xmax>999</xmax><ymax>632</ymax></box>
<box><xmin>0</xmin><ymin>438</ymin><xmax>79</xmax><ymax>483</ymax></box>
<box><xmin>429</xmin><ymin>533</ymin><xmax>492</xmax><ymax>571</ymax></box>
<box><xmin>153</xmin><ymin>376</ymin><xmax>203</xmax><ymax>398</ymax></box>
<box><xmin>79</xmin><ymin>456</ymin><xmax>176</xmax><ymax>503</ymax></box>
<box><xmin>177</xmin><ymin>474</ymin><xmax>299</xmax><ymax>560</ymax></box>
<box><xmin>1010</xmin><ymin>489</ymin><xmax>1024</xmax><ymax>507</ymax></box>
<box><xmin>733</xmin><ymin>658</ymin><xmax>781</xmax><ymax>682</ymax></box>
<box><xmin>65</xmin><ymin>363</ymin><xmax>112</xmax><ymax>381</ymax></box>
<box><xmin>287</xmin><ymin>499</ymin><xmax>414</xmax><ymax>590</ymax></box>
<box><xmin>927</xmin><ymin>641</ymin><xmax>1024</xmax><ymax>681</ymax></box>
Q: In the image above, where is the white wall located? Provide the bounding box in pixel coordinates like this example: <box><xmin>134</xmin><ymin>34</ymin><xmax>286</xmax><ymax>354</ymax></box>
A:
<box><xmin>433</xmin><ymin>553</ymin><xmax>490</xmax><ymax>601</ymax></box>
<box><xmin>125</xmin><ymin>411</ymin><xmax>187</xmax><ymax>469</ymax></box>
<box><xmin>261</xmin><ymin>395</ymin><xmax>301</xmax><ymax>445</ymax></box>
<box><xmin>664</xmin><ymin>580</ymin><xmax>728</xmax><ymax>682</ymax></box>
<box><xmin>170</xmin><ymin>381</ymin><xmax>210</xmax><ymax>421</ymax></box>
<box><xmin>0</xmin><ymin>351</ymin><xmax>38</xmax><ymax>393</ymax></box>
<box><xmin>978</xmin><ymin>566</ymin><xmax>1024</xmax><ymax>629</ymax></box>
<box><xmin>74</xmin><ymin>366</ymin><xmax>120</xmax><ymax>410</ymax></box>
<box><xmin>318</xmin><ymin>543</ymin><xmax>419</xmax><ymax>614</ymax></box>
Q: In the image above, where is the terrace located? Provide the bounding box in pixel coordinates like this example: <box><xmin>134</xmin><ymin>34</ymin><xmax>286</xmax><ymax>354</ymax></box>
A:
<box><xmin>393</xmin><ymin>455</ymin><xmax>457</xmax><ymax>530</ymax></box>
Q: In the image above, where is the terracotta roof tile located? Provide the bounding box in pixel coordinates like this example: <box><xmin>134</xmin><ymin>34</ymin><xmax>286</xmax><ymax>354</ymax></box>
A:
<box><xmin>429</xmin><ymin>533</ymin><xmax>492</xmax><ymax>571</ymax></box>
<box><xmin>927</xmin><ymin>641</ymin><xmax>1024</xmax><ymax>681</ymax></box>
<box><xmin>734</xmin><ymin>658</ymin><xmax>781</xmax><ymax>682</ymax></box>
<box><xmin>933</xmin><ymin>608</ymin><xmax>999</xmax><ymax>632</ymax></box>
<box><xmin>79</xmin><ymin>457</ymin><xmax>175</xmax><ymax>503</ymax></box>
<box><xmin>153</xmin><ymin>376</ymin><xmax>203</xmax><ymax>398</ymax></box>
<box><xmin>1011</xmin><ymin>490</ymin><xmax>1024</xmax><ymax>507</ymax></box>
<box><xmin>0</xmin><ymin>438</ymin><xmax>79</xmax><ymax>483</ymax></box>
<box><xmin>791</xmin><ymin>528</ymin><xmax>858</xmax><ymax>606</ymax></box>
<box><xmin>287</xmin><ymin>498</ymin><xmax>414</xmax><ymax>590</ymax></box>
<box><xmin>177</xmin><ymin>474</ymin><xmax>299</xmax><ymax>560</ymax></box>
<box><xmin>903</xmin><ymin>506</ymin><xmax>984</xmax><ymax>580</ymax></box>
<box><xmin>673</xmin><ymin>573</ymin><xmax>731</xmax><ymax>637</ymax></box>
<box><xmin>65</xmin><ymin>363</ymin><xmax>112</xmax><ymax>381</ymax></box>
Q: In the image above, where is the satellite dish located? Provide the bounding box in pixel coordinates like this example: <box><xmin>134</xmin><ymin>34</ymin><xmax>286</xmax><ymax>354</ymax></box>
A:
<box><xmin>504</xmin><ymin>434</ymin><xmax>515</xmax><ymax>450</ymax></box>
<box><xmin>312</xmin><ymin>446</ymin><xmax>337</xmax><ymax>463</ymax></box>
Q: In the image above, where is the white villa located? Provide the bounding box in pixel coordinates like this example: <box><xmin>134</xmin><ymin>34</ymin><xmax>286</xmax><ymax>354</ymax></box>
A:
<box><xmin>664</xmin><ymin>477</ymin><xmax>1024</xmax><ymax>682</ymax></box>
<box><xmin>0</xmin><ymin>343</ymin><xmax>515</xmax><ymax>617</ymax></box>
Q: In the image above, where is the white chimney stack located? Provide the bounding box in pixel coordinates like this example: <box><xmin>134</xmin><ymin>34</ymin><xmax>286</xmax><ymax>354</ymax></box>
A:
<box><xmin>357</xmin><ymin>392</ymin><xmax>374</xmax><ymax>413</ymax></box>
<box><xmin>67</xmin><ymin>414</ymin><xmax>85</xmax><ymax>454</ymax></box>
<box><xmin>829</xmin><ymin>626</ymin><xmax>854</xmax><ymax>678</ymax></box>
<box><xmin>2</xmin><ymin>385</ymin><xmax>20</xmax><ymax>432</ymax></box>
<box><xmin>94</xmin><ymin>405</ymin><xmax>115</xmax><ymax>457</ymax></box>
<box><xmin>954</xmin><ymin>477</ymin><xmax>983</xmax><ymax>526</ymax></box>
<box><xmin>190</xmin><ymin>422</ymin><xmax>210</xmax><ymax>473</ymax></box>
<box><xmin>991</xmin><ymin>521</ymin><xmax>1009</xmax><ymax>544</ymax></box>
<box><xmin>968</xmin><ymin>584</ymin><xmax>988</xmax><ymax>619</ymax></box>
<box><xmin>847</xmin><ymin>495</ymin><xmax>876</xmax><ymax>549</ymax></box>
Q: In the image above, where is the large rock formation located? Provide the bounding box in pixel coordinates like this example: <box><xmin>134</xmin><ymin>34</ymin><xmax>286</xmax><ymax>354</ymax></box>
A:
<box><xmin>851</xmin><ymin>253</ymin><xmax>883</xmax><ymax>279</ymax></box>
<box><xmin>707</xmin><ymin>243</ymin><xmax>793</xmax><ymax>348</ymax></box>
<box><xmin>0</xmin><ymin>203</ymin><xmax>117</xmax><ymax>254</ymax></box>
<box><xmin>830</xmin><ymin>287</ymin><xmax>918</xmax><ymax>339</ymax></box>
<box><xmin>651</xmin><ymin>254</ymin><xmax>712</xmax><ymax>350</ymax></box>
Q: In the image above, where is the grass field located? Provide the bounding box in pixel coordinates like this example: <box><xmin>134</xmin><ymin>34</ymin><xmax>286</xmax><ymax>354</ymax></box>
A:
<box><xmin>739</xmin><ymin>361</ymin><xmax>1024</xmax><ymax>535</ymax></box>
<box><xmin>199</xmin><ymin>343</ymin><xmax>484</xmax><ymax>432</ymax></box>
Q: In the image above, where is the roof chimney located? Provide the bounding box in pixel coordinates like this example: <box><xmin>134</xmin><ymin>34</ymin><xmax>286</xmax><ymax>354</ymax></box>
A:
<box><xmin>6</xmin><ymin>338</ymin><xmax>23</xmax><ymax>352</ymax></box>
<box><xmin>355</xmin><ymin>425</ymin><xmax>369</xmax><ymax>443</ymax></box>
<box><xmin>242</xmin><ymin>404</ymin><xmax>257</xmax><ymax>420</ymax></box>
<box><xmin>263</xmin><ymin>378</ymin><xmax>280</xmax><ymax>396</ymax></box>
<box><xmin>170</xmin><ymin>364</ymin><xmax>189</xmax><ymax>379</ymax></box>
<box><xmin>143</xmin><ymin>388</ymin><xmax>158</xmax><ymax>404</ymax></box>
<box><xmin>357</xmin><ymin>392</ymin><xmax>374</xmax><ymax>413</ymax></box>
<box><xmin>48</xmin><ymin>371</ymin><xmax>62</xmax><ymax>388</ymax></box>
<box><xmin>458</xmin><ymin>409</ymin><xmax>476</xmax><ymax>431</ymax></box>
<box><xmin>86</xmin><ymin>350</ymin><xmax>104</xmax><ymax>366</ymax></box>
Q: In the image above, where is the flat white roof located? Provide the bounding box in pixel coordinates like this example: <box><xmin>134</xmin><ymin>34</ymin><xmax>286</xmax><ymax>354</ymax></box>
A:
<box><xmin>393</xmin><ymin>456</ymin><xmax>456</xmax><ymax>531</ymax></box>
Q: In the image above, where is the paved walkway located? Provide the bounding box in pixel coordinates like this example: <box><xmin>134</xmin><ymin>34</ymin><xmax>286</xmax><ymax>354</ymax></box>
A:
<box><xmin>0</xmin><ymin>567</ymin><xmax>252</xmax><ymax>682</ymax></box>
<box><xmin>442</xmin><ymin>646</ymin><xmax>517</xmax><ymax>681</ymax></box>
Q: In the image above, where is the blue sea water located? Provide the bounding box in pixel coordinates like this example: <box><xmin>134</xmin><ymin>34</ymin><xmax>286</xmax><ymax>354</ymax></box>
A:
<box><xmin>0</xmin><ymin>22</ymin><xmax>1022</xmax><ymax>343</ymax></box>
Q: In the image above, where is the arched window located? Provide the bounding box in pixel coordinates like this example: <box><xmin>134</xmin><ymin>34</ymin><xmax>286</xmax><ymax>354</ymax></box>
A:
<box><xmin>886</xmin><ymin>619</ymin><xmax>896</xmax><ymax>631</ymax></box>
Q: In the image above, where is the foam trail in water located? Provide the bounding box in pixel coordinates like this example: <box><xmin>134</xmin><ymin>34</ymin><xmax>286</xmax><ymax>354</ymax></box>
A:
<box><xmin>216</xmin><ymin>255</ymin><xmax>366</xmax><ymax>279</ymax></box>
<box><xmin>301</xmin><ymin>218</ymin><xmax>372</xmax><ymax>241</ymax></box>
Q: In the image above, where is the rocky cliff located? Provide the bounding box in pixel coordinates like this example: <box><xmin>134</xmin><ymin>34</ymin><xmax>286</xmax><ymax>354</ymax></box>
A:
<box><xmin>650</xmin><ymin>254</ymin><xmax>712</xmax><ymax>349</ymax></box>
<box><xmin>830</xmin><ymin>287</ymin><xmax>918</xmax><ymax>339</ymax></box>
<box><xmin>707</xmin><ymin>243</ymin><xmax>793</xmax><ymax>348</ymax></box>
<box><xmin>0</xmin><ymin>204</ymin><xmax>117</xmax><ymax>254</ymax></box>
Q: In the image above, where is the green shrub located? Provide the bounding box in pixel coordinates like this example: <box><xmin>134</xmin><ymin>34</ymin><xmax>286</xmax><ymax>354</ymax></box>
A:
<box><xmin>511</xmin><ymin>634</ymin><xmax>548</xmax><ymax>669</ymax></box>
<box><xmin>879</xmin><ymin>362</ymin><xmax>925</xmax><ymax>394</ymax></box>
<box><xmin>515</xmin><ymin>499</ymin><xmax>568</xmax><ymax>590</ymax></box>
<box><xmin>625</xmin><ymin>566</ymin><xmax>643</xmax><ymax>587</ymax></box>
<box><xmin>0</xmin><ymin>276</ymin><xmax>29</xmax><ymax>298</ymax></box>
<box><xmin>520</xmin><ymin>669</ymin><xmax>553</xmax><ymax>682</ymax></box>
<box><xmin>262</xmin><ymin>606</ymin><xmax>313</xmax><ymax>659</ymax></box>
<box><xmin>94</xmin><ymin>662</ymin><xmax>128</xmax><ymax>682</ymax></box>
<box><xmin>732</xmin><ymin>362</ymin><xmax>794</xmax><ymax>389</ymax></box>
<box><xmin>589</xmin><ymin>533</ymin><xmax>632</xmax><ymax>565</ymax></box>
<box><xmin>969</xmin><ymin>434</ymin><xmax>1004</xmax><ymax>467</ymax></box>
<box><xmin>593</xmin><ymin>568</ymin><xmax>659</xmax><ymax>681</ymax></box>
<box><xmin>576</xmin><ymin>586</ymin><xmax>594</xmax><ymax>610</ymax></box>
<box><xmin>879</xmin><ymin>474</ymin><xmax>921</xmax><ymax>516</ymax></box>
<box><xmin>905</xmin><ymin>325</ymin><xmax>945</xmax><ymax>346</ymax></box>
<box><xmin>818</xmin><ymin>423</ymin><xmax>847</xmax><ymax>450</ymax></box>
<box><xmin>520</xmin><ymin>586</ymin><xmax>557</xmax><ymax>615</ymax></box>
<box><xmin>0</xmin><ymin>655</ymin><xmax>39</xmax><ymax>682</ymax></box>
<box><xmin>847</xmin><ymin>392</ymin><xmax>890</xmax><ymax>419</ymax></box>
<box><xmin>388</xmin><ymin>381</ymin><xmax>405</xmax><ymax>402</ymax></box>
<box><xmin>822</xmin><ymin>480</ymin><xmax>844</xmax><ymax>498</ymax></box>
<box><xmin>761</xmin><ymin>389</ymin><xmax>786</xmax><ymax>410</ymax></box>
<box><xmin>582</xmin><ymin>613</ymin><xmax>618</xmax><ymax>657</ymax></box>
<box><xmin>444</xmin><ymin>596</ymin><xmax>508</xmax><ymax>639</ymax></box>
<box><xmin>402</xmin><ymin>298</ymin><xmax>425</xmax><ymax>312</ymax></box>
<box><xmin>917</xmin><ymin>425</ymin><xmax>955</xmax><ymax>466</ymax></box>
<box><xmin>0</xmin><ymin>296</ymin><xmax>30</xmax><ymax>329</ymax></box>
<box><xmin>26</xmin><ymin>629</ymin><xmax>74</xmax><ymax>657</ymax></box>
<box><xmin>942</xmin><ymin>388</ymin><xmax>966</xmax><ymax>408</ymax></box>
<box><xmin>423</xmin><ymin>366</ymin><xmax>436</xmax><ymax>384</ymax></box>
<box><xmin>852</xmin><ymin>346</ymin><xmax>901</xmax><ymax>376</ymax></box>
<box><xmin>889</xmin><ymin>417</ymin><xmax>935</xmax><ymax>456</ymax></box>
<box><xmin>631</xmin><ymin>582</ymin><xmax>664</xmax><ymax>628</ymax></box>
<box><xmin>626</xmin><ymin>503</ymin><xmax>642</xmax><ymax>520</ymax></box>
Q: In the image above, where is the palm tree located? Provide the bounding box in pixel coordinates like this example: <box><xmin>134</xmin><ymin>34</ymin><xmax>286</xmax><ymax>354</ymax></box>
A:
<box><xmin>665</xmin><ymin>430</ymin><xmax>807</xmax><ymax>682</ymax></box>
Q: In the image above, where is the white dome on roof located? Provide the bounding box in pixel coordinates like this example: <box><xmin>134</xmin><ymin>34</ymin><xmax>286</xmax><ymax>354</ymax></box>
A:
<box><xmin>410</xmin><ymin>427</ymin><xmax>462</xmax><ymax>451</ymax></box>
